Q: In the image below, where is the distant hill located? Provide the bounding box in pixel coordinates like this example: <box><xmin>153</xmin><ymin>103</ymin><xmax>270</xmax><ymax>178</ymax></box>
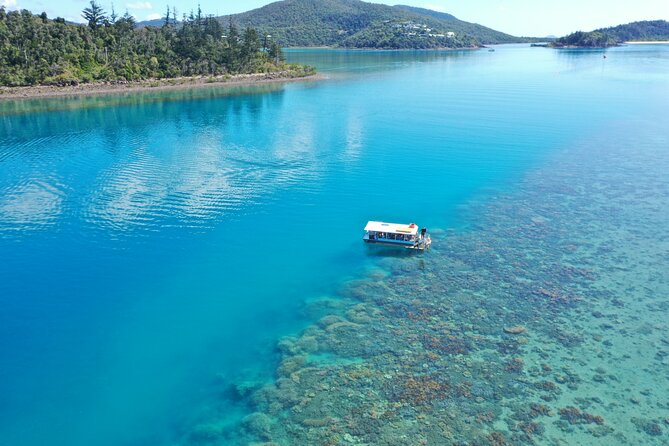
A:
<box><xmin>139</xmin><ymin>0</ymin><xmax>526</xmax><ymax>48</ymax></box>
<box><xmin>392</xmin><ymin>5</ymin><xmax>528</xmax><ymax>44</ymax></box>
<box><xmin>136</xmin><ymin>18</ymin><xmax>163</xmax><ymax>28</ymax></box>
<box><xmin>594</xmin><ymin>20</ymin><xmax>669</xmax><ymax>42</ymax></box>
<box><xmin>551</xmin><ymin>20</ymin><xmax>669</xmax><ymax>48</ymax></box>
<box><xmin>392</xmin><ymin>5</ymin><xmax>457</xmax><ymax>21</ymax></box>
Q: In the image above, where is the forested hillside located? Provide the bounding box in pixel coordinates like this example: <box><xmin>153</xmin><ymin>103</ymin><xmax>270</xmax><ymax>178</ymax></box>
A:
<box><xmin>0</xmin><ymin>2</ymin><xmax>291</xmax><ymax>87</ymax></box>
<box><xmin>551</xmin><ymin>31</ymin><xmax>619</xmax><ymax>48</ymax></box>
<box><xmin>550</xmin><ymin>20</ymin><xmax>669</xmax><ymax>48</ymax></box>
<box><xmin>393</xmin><ymin>5</ymin><xmax>522</xmax><ymax>44</ymax></box>
<box><xmin>595</xmin><ymin>20</ymin><xmax>669</xmax><ymax>42</ymax></box>
<box><xmin>214</xmin><ymin>0</ymin><xmax>519</xmax><ymax>48</ymax></box>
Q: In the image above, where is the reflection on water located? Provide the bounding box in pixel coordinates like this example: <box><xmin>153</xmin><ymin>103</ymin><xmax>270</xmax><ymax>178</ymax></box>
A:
<box><xmin>1</xmin><ymin>87</ymin><xmax>296</xmax><ymax>236</ymax></box>
<box><xmin>0</xmin><ymin>178</ymin><xmax>64</xmax><ymax>231</ymax></box>
<box><xmin>343</xmin><ymin>113</ymin><xmax>364</xmax><ymax>163</ymax></box>
<box><xmin>86</xmin><ymin>148</ymin><xmax>170</xmax><ymax>231</ymax></box>
<box><xmin>0</xmin><ymin>83</ymin><xmax>287</xmax><ymax>116</ymax></box>
<box><xmin>285</xmin><ymin>48</ymin><xmax>475</xmax><ymax>73</ymax></box>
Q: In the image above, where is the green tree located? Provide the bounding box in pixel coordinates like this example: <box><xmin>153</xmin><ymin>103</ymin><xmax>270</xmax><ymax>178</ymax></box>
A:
<box><xmin>114</xmin><ymin>11</ymin><xmax>135</xmax><ymax>34</ymax></box>
<box><xmin>82</xmin><ymin>0</ymin><xmax>106</xmax><ymax>29</ymax></box>
<box><xmin>163</xmin><ymin>5</ymin><xmax>170</xmax><ymax>28</ymax></box>
<box><xmin>268</xmin><ymin>40</ymin><xmax>283</xmax><ymax>63</ymax></box>
<box><xmin>241</xmin><ymin>27</ymin><xmax>260</xmax><ymax>68</ymax></box>
<box><xmin>0</xmin><ymin>6</ymin><xmax>306</xmax><ymax>87</ymax></box>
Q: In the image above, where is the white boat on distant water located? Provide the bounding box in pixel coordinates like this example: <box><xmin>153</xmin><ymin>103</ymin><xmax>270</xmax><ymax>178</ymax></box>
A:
<box><xmin>363</xmin><ymin>221</ymin><xmax>431</xmax><ymax>250</ymax></box>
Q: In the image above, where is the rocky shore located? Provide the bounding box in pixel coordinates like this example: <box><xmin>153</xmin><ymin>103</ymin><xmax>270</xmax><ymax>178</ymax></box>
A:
<box><xmin>0</xmin><ymin>70</ymin><xmax>322</xmax><ymax>100</ymax></box>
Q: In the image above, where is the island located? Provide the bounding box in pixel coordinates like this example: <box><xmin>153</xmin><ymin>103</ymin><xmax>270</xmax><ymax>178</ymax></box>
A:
<box><xmin>0</xmin><ymin>2</ymin><xmax>316</xmax><ymax>96</ymax></box>
<box><xmin>549</xmin><ymin>31</ymin><xmax>619</xmax><ymax>48</ymax></box>
<box><xmin>548</xmin><ymin>20</ymin><xmax>669</xmax><ymax>48</ymax></box>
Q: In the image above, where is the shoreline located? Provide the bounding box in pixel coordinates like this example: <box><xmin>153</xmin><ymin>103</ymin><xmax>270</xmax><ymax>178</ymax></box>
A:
<box><xmin>0</xmin><ymin>71</ymin><xmax>324</xmax><ymax>100</ymax></box>
<box><xmin>544</xmin><ymin>41</ymin><xmax>669</xmax><ymax>49</ymax></box>
<box><xmin>286</xmin><ymin>45</ymin><xmax>481</xmax><ymax>51</ymax></box>
<box><xmin>624</xmin><ymin>40</ymin><xmax>669</xmax><ymax>44</ymax></box>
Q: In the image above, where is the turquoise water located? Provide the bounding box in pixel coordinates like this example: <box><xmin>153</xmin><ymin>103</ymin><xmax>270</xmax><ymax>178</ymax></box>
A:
<box><xmin>0</xmin><ymin>44</ymin><xmax>668</xmax><ymax>445</ymax></box>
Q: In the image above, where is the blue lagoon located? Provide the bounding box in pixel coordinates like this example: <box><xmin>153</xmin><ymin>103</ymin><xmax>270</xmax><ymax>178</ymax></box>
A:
<box><xmin>1</xmin><ymin>44</ymin><xmax>668</xmax><ymax>445</ymax></box>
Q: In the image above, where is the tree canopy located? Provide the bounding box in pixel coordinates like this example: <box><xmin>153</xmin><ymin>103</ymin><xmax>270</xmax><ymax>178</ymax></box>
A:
<box><xmin>550</xmin><ymin>20</ymin><xmax>669</xmax><ymax>48</ymax></box>
<box><xmin>594</xmin><ymin>20</ymin><xmax>669</xmax><ymax>42</ymax></box>
<box><xmin>82</xmin><ymin>0</ymin><xmax>106</xmax><ymax>29</ymax></box>
<box><xmin>216</xmin><ymin>0</ymin><xmax>522</xmax><ymax>48</ymax></box>
<box><xmin>551</xmin><ymin>31</ymin><xmax>619</xmax><ymax>48</ymax></box>
<box><xmin>0</xmin><ymin>5</ymin><xmax>293</xmax><ymax>87</ymax></box>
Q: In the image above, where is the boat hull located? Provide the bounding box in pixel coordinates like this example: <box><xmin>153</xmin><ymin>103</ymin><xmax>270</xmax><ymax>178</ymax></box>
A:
<box><xmin>363</xmin><ymin>236</ymin><xmax>430</xmax><ymax>251</ymax></box>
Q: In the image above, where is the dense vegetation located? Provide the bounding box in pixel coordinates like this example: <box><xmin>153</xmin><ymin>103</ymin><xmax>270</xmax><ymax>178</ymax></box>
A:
<box><xmin>0</xmin><ymin>2</ymin><xmax>294</xmax><ymax>87</ymax></box>
<box><xmin>339</xmin><ymin>22</ymin><xmax>477</xmax><ymax>49</ymax></box>
<box><xmin>595</xmin><ymin>20</ymin><xmax>669</xmax><ymax>42</ymax></box>
<box><xmin>551</xmin><ymin>20</ymin><xmax>669</xmax><ymax>48</ymax></box>
<box><xmin>392</xmin><ymin>6</ymin><xmax>535</xmax><ymax>44</ymax></box>
<box><xmin>174</xmin><ymin>0</ymin><xmax>523</xmax><ymax>48</ymax></box>
<box><xmin>551</xmin><ymin>31</ymin><xmax>619</xmax><ymax>48</ymax></box>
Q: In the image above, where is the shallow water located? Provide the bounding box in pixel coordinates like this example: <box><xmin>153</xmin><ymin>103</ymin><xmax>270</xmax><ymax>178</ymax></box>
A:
<box><xmin>1</xmin><ymin>44</ymin><xmax>668</xmax><ymax>445</ymax></box>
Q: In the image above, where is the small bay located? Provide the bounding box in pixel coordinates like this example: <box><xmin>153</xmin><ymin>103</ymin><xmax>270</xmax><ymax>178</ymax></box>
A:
<box><xmin>1</xmin><ymin>44</ymin><xmax>667</xmax><ymax>445</ymax></box>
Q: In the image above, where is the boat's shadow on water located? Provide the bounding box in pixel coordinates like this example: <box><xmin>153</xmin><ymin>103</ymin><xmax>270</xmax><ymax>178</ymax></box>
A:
<box><xmin>363</xmin><ymin>246</ymin><xmax>424</xmax><ymax>258</ymax></box>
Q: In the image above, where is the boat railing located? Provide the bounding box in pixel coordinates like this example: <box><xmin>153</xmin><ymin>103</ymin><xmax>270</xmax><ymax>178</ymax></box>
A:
<box><xmin>363</xmin><ymin>223</ymin><xmax>431</xmax><ymax>251</ymax></box>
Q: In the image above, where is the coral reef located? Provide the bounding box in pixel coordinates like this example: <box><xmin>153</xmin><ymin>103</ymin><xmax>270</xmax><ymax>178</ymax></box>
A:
<box><xmin>178</xmin><ymin>123</ymin><xmax>669</xmax><ymax>445</ymax></box>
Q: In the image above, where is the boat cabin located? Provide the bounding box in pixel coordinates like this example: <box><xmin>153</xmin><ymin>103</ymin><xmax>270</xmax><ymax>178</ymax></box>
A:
<box><xmin>363</xmin><ymin>221</ymin><xmax>431</xmax><ymax>250</ymax></box>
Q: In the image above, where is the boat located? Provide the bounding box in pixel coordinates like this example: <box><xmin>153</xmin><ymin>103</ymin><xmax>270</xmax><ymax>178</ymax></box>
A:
<box><xmin>363</xmin><ymin>221</ymin><xmax>432</xmax><ymax>250</ymax></box>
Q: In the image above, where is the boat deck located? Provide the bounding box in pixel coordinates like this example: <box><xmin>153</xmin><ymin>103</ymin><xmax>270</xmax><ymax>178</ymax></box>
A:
<box><xmin>363</xmin><ymin>220</ymin><xmax>432</xmax><ymax>251</ymax></box>
<box><xmin>363</xmin><ymin>234</ymin><xmax>431</xmax><ymax>250</ymax></box>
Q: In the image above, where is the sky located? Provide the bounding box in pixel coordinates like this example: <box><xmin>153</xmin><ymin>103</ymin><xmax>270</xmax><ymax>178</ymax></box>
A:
<box><xmin>2</xmin><ymin>0</ymin><xmax>668</xmax><ymax>37</ymax></box>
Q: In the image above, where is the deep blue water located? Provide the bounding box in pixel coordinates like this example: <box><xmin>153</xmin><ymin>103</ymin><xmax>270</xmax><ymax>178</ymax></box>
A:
<box><xmin>1</xmin><ymin>44</ymin><xmax>668</xmax><ymax>445</ymax></box>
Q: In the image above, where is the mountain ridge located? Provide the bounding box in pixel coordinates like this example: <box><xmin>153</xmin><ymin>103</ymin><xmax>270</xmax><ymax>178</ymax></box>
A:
<box><xmin>139</xmin><ymin>0</ymin><xmax>525</xmax><ymax>48</ymax></box>
<box><xmin>594</xmin><ymin>20</ymin><xmax>669</xmax><ymax>42</ymax></box>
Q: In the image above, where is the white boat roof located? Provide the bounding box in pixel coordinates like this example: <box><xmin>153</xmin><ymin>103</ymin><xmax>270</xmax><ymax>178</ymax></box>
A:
<box><xmin>364</xmin><ymin>221</ymin><xmax>419</xmax><ymax>235</ymax></box>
